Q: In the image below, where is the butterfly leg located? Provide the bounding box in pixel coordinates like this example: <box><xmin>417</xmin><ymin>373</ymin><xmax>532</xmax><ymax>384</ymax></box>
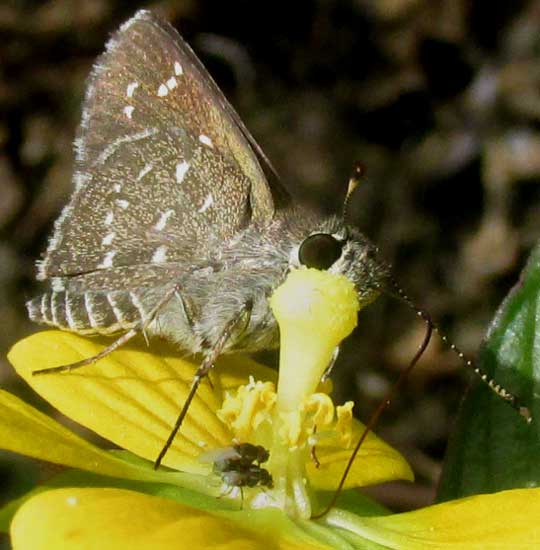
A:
<box><xmin>172</xmin><ymin>288</ymin><xmax>215</xmax><ymax>391</ymax></box>
<box><xmin>32</xmin><ymin>284</ymin><xmax>182</xmax><ymax>376</ymax></box>
<box><xmin>32</xmin><ymin>328</ymin><xmax>138</xmax><ymax>375</ymax></box>
<box><xmin>154</xmin><ymin>300</ymin><xmax>253</xmax><ymax>469</ymax></box>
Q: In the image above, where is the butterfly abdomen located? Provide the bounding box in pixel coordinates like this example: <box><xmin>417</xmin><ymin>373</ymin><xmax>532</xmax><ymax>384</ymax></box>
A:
<box><xmin>26</xmin><ymin>290</ymin><xmax>144</xmax><ymax>335</ymax></box>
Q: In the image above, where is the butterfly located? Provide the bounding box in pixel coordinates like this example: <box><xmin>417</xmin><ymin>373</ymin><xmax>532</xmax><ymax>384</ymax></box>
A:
<box><xmin>27</xmin><ymin>10</ymin><xmax>523</xmax><ymax>473</ymax></box>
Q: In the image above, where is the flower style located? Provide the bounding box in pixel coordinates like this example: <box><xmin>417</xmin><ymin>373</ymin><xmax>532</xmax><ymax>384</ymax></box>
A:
<box><xmin>1</xmin><ymin>268</ymin><xmax>540</xmax><ymax>549</ymax></box>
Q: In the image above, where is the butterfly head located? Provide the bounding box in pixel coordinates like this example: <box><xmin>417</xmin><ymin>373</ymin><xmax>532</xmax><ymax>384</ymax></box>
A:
<box><xmin>289</xmin><ymin>218</ymin><xmax>390</xmax><ymax>308</ymax></box>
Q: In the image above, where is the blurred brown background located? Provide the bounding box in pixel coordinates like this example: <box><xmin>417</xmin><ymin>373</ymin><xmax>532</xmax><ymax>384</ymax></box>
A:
<box><xmin>1</xmin><ymin>0</ymin><xmax>540</xmax><ymax>515</ymax></box>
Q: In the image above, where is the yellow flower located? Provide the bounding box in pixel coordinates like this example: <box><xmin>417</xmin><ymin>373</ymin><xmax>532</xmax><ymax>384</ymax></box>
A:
<box><xmin>2</xmin><ymin>267</ymin><xmax>540</xmax><ymax>549</ymax></box>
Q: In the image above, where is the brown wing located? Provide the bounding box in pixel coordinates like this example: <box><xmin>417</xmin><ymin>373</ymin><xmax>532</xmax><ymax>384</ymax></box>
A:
<box><xmin>38</xmin><ymin>10</ymin><xmax>278</xmax><ymax>281</ymax></box>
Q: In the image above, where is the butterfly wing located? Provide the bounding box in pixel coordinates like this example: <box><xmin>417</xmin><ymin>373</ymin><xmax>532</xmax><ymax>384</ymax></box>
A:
<box><xmin>38</xmin><ymin>10</ymin><xmax>278</xmax><ymax>282</ymax></box>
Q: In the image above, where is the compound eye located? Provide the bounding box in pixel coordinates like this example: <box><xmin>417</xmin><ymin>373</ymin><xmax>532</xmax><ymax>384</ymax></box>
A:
<box><xmin>298</xmin><ymin>233</ymin><xmax>344</xmax><ymax>270</ymax></box>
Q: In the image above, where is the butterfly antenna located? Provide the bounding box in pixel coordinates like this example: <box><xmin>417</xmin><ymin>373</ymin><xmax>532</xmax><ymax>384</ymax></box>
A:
<box><xmin>387</xmin><ymin>276</ymin><xmax>531</xmax><ymax>422</ymax></box>
<box><xmin>312</xmin><ymin>309</ymin><xmax>433</xmax><ymax>519</ymax></box>
<box><xmin>342</xmin><ymin>161</ymin><xmax>366</xmax><ymax>224</ymax></box>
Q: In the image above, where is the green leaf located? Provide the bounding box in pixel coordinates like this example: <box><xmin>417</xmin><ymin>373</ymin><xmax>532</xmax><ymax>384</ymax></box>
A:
<box><xmin>438</xmin><ymin>242</ymin><xmax>540</xmax><ymax>501</ymax></box>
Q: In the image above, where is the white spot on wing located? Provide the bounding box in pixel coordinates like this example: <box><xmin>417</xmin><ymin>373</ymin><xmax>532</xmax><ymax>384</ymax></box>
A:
<box><xmin>114</xmin><ymin>183</ymin><xmax>122</xmax><ymax>193</ymax></box>
<box><xmin>66</xmin><ymin>496</ymin><xmax>78</xmax><ymax>507</ymax></box>
<box><xmin>116</xmin><ymin>199</ymin><xmax>129</xmax><ymax>209</ymax></box>
<box><xmin>158</xmin><ymin>84</ymin><xmax>168</xmax><ymax>97</ymax></box>
<box><xmin>98</xmin><ymin>250</ymin><xmax>116</xmax><ymax>269</ymax></box>
<box><xmin>104</xmin><ymin>211</ymin><xmax>114</xmax><ymax>225</ymax></box>
<box><xmin>102</xmin><ymin>232</ymin><xmax>115</xmax><ymax>246</ymax></box>
<box><xmin>126</xmin><ymin>81</ymin><xmax>139</xmax><ymax>97</ymax></box>
<box><xmin>154</xmin><ymin>209</ymin><xmax>175</xmax><ymax>231</ymax></box>
<box><xmin>123</xmin><ymin>105</ymin><xmax>134</xmax><ymax>119</ymax></box>
<box><xmin>137</xmin><ymin>163</ymin><xmax>153</xmax><ymax>181</ymax></box>
<box><xmin>166</xmin><ymin>76</ymin><xmax>177</xmax><ymax>90</ymax></box>
<box><xmin>174</xmin><ymin>61</ymin><xmax>183</xmax><ymax>75</ymax></box>
<box><xmin>199</xmin><ymin>134</ymin><xmax>213</xmax><ymax>148</ymax></box>
<box><xmin>175</xmin><ymin>161</ymin><xmax>190</xmax><ymax>184</ymax></box>
<box><xmin>151</xmin><ymin>245</ymin><xmax>168</xmax><ymax>264</ymax></box>
<box><xmin>198</xmin><ymin>193</ymin><xmax>214</xmax><ymax>213</ymax></box>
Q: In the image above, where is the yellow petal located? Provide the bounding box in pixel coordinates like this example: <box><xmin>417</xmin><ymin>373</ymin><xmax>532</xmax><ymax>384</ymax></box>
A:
<box><xmin>0</xmin><ymin>389</ymin><xmax>199</xmax><ymax>488</ymax></box>
<box><xmin>329</xmin><ymin>488</ymin><xmax>540</xmax><ymax>548</ymax></box>
<box><xmin>307</xmin><ymin>419</ymin><xmax>414</xmax><ymax>490</ymax></box>
<box><xmin>8</xmin><ymin>331</ymin><xmax>275</xmax><ymax>473</ymax></box>
<box><xmin>11</xmin><ymin>488</ymin><xmax>329</xmax><ymax>550</ymax></box>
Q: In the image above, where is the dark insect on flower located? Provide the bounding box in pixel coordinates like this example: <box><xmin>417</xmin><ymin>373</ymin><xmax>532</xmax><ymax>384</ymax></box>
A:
<box><xmin>211</xmin><ymin>443</ymin><xmax>270</xmax><ymax>473</ymax></box>
<box><xmin>202</xmin><ymin>443</ymin><xmax>274</xmax><ymax>496</ymax></box>
<box><xmin>218</xmin><ymin>466</ymin><xmax>273</xmax><ymax>491</ymax></box>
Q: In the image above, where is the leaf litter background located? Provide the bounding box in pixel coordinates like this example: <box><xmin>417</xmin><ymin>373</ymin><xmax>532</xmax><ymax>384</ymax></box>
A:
<box><xmin>1</xmin><ymin>0</ymin><xmax>540</xmax><ymax>531</ymax></box>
